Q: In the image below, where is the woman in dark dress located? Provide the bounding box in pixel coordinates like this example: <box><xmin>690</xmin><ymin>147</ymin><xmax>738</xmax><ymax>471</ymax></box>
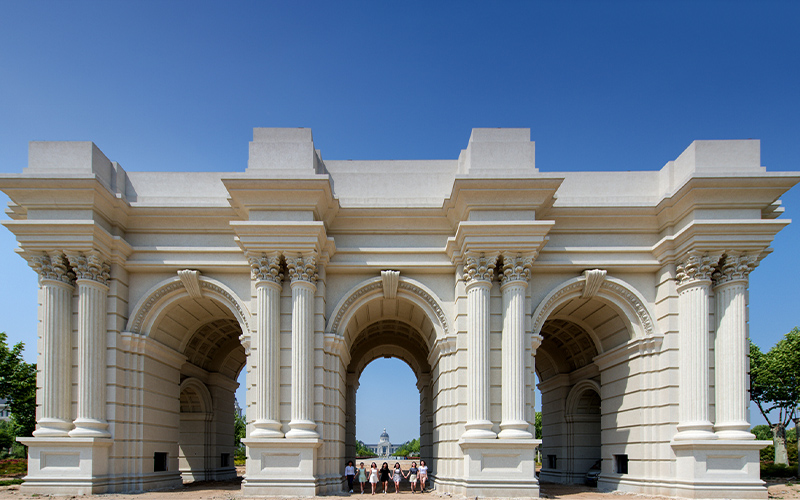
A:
<box><xmin>379</xmin><ymin>462</ymin><xmax>391</xmax><ymax>494</ymax></box>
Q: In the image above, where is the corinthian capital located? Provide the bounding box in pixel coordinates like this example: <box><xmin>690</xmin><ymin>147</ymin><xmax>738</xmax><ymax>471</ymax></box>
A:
<box><xmin>249</xmin><ymin>252</ymin><xmax>283</xmax><ymax>284</ymax></box>
<box><xmin>464</xmin><ymin>252</ymin><xmax>498</xmax><ymax>284</ymax></box>
<box><xmin>286</xmin><ymin>253</ymin><xmax>318</xmax><ymax>284</ymax></box>
<box><xmin>66</xmin><ymin>252</ymin><xmax>110</xmax><ymax>285</ymax></box>
<box><xmin>500</xmin><ymin>252</ymin><xmax>536</xmax><ymax>284</ymax></box>
<box><xmin>31</xmin><ymin>252</ymin><xmax>74</xmax><ymax>285</ymax></box>
<box><xmin>676</xmin><ymin>252</ymin><xmax>720</xmax><ymax>287</ymax></box>
<box><xmin>713</xmin><ymin>253</ymin><xmax>758</xmax><ymax>286</ymax></box>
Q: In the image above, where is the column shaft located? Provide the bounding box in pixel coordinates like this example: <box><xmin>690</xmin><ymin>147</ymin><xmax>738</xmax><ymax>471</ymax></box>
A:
<box><xmin>34</xmin><ymin>280</ymin><xmax>73</xmax><ymax>436</ymax></box>
<box><xmin>464</xmin><ymin>279</ymin><xmax>495</xmax><ymax>438</ymax></box>
<box><xmin>287</xmin><ymin>279</ymin><xmax>318</xmax><ymax>438</ymax></box>
<box><xmin>252</xmin><ymin>280</ymin><xmax>283</xmax><ymax>437</ymax></box>
<box><xmin>714</xmin><ymin>279</ymin><xmax>753</xmax><ymax>439</ymax></box>
<box><xmin>70</xmin><ymin>279</ymin><xmax>111</xmax><ymax>437</ymax></box>
<box><xmin>499</xmin><ymin>280</ymin><xmax>532</xmax><ymax>439</ymax></box>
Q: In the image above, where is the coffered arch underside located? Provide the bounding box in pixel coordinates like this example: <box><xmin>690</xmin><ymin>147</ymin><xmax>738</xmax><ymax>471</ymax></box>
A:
<box><xmin>348</xmin><ymin>319</ymin><xmax>432</xmax><ymax>380</ymax></box>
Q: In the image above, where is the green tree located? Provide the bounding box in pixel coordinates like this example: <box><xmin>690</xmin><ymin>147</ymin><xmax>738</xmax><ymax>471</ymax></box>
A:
<box><xmin>395</xmin><ymin>438</ymin><xmax>420</xmax><ymax>458</ymax></box>
<box><xmin>750</xmin><ymin>327</ymin><xmax>800</xmax><ymax>465</ymax></box>
<box><xmin>0</xmin><ymin>332</ymin><xmax>36</xmax><ymax>439</ymax></box>
<box><xmin>356</xmin><ymin>440</ymin><xmax>376</xmax><ymax>458</ymax></box>
<box><xmin>535</xmin><ymin>411</ymin><xmax>542</xmax><ymax>439</ymax></box>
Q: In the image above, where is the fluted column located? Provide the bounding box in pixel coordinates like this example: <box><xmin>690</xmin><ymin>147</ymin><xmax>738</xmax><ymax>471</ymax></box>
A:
<box><xmin>285</xmin><ymin>253</ymin><xmax>319</xmax><ymax>438</ymax></box>
<box><xmin>67</xmin><ymin>252</ymin><xmax>111</xmax><ymax>438</ymax></box>
<box><xmin>463</xmin><ymin>252</ymin><xmax>497</xmax><ymax>439</ymax></box>
<box><xmin>713</xmin><ymin>253</ymin><xmax>758</xmax><ymax>440</ymax></box>
<box><xmin>498</xmin><ymin>252</ymin><xmax>534</xmax><ymax>439</ymax></box>
<box><xmin>249</xmin><ymin>253</ymin><xmax>284</xmax><ymax>438</ymax></box>
<box><xmin>674</xmin><ymin>252</ymin><xmax>719</xmax><ymax>441</ymax></box>
<box><xmin>31</xmin><ymin>253</ymin><xmax>74</xmax><ymax>437</ymax></box>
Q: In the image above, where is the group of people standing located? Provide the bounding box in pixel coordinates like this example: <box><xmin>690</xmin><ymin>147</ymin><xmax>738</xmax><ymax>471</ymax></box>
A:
<box><xmin>344</xmin><ymin>460</ymin><xmax>430</xmax><ymax>495</ymax></box>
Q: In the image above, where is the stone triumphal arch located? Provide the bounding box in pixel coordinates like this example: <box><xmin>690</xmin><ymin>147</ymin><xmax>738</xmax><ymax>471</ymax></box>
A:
<box><xmin>1</xmin><ymin>128</ymin><xmax>797</xmax><ymax>499</ymax></box>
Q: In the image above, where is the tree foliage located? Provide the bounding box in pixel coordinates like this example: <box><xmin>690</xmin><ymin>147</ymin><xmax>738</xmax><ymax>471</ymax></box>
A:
<box><xmin>535</xmin><ymin>411</ymin><xmax>542</xmax><ymax>439</ymax></box>
<box><xmin>356</xmin><ymin>440</ymin><xmax>376</xmax><ymax>458</ymax></box>
<box><xmin>750</xmin><ymin>327</ymin><xmax>800</xmax><ymax>465</ymax></box>
<box><xmin>394</xmin><ymin>438</ymin><xmax>420</xmax><ymax>457</ymax></box>
<box><xmin>0</xmin><ymin>333</ymin><xmax>36</xmax><ymax>439</ymax></box>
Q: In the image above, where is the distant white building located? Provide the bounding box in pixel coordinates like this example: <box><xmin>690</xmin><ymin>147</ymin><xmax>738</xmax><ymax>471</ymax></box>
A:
<box><xmin>365</xmin><ymin>429</ymin><xmax>400</xmax><ymax>457</ymax></box>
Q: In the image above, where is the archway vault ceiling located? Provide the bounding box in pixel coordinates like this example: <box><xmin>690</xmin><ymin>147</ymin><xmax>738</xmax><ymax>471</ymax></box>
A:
<box><xmin>537</xmin><ymin>296</ymin><xmax>630</xmax><ymax>381</ymax></box>
<box><xmin>151</xmin><ymin>296</ymin><xmax>236</xmax><ymax>352</ymax></box>
<box><xmin>183</xmin><ymin>318</ymin><xmax>245</xmax><ymax>379</ymax></box>
<box><xmin>348</xmin><ymin>319</ymin><xmax>431</xmax><ymax>381</ymax></box>
<box><xmin>343</xmin><ymin>296</ymin><xmax>436</xmax><ymax>352</ymax></box>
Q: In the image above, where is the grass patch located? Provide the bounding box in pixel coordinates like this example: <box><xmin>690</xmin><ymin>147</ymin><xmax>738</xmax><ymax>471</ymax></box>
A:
<box><xmin>234</xmin><ymin>458</ymin><xmax>246</xmax><ymax>466</ymax></box>
<box><xmin>0</xmin><ymin>479</ymin><xmax>23</xmax><ymax>486</ymax></box>
<box><xmin>0</xmin><ymin>459</ymin><xmax>26</xmax><ymax>476</ymax></box>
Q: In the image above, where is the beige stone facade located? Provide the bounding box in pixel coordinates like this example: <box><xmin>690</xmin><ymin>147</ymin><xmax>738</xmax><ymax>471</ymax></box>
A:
<box><xmin>1</xmin><ymin>128</ymin><xmax>797</xmax><ymax>499</ymax></box>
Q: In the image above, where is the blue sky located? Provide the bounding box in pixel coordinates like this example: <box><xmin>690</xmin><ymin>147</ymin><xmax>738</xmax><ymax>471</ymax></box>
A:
<box><xmin>1</xmin><ymin>1</ymin><xmax>799</xmax><ymax>443</ymax></box>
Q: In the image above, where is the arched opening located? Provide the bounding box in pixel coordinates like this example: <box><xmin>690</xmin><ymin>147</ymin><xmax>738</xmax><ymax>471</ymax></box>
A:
<box><xmin>534</xmin><ymin>274</ymin><xmax>651</xmax><ymax>487</ymax></box>
<box><xmin>128</xmin><ymin>276</ymin><xmax>250</xmax><ymax>486</ymax></box>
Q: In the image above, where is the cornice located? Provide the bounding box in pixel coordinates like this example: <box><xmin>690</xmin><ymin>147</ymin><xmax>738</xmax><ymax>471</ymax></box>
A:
<box><xmin>443</xmin><ymin>177</ymin><xmax>562</xmax><ymax>226</ymax></box>
<box><xmin>231</xmin><ymin>220</ymin><xmax>335</xmax><ymax>261</ymax></box>
<box><xmin>4</xmin><ymin>219</ymin><xmax>132</xmax><ymax>265</ymax></box>
<box><xmin>445</xmin><ymin>220</ymin><xmax>553</xmax><ymax>263</ymax></box>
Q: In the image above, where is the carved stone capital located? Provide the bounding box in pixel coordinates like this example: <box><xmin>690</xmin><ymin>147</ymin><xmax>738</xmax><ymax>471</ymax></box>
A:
<box><xmin>249</xmin><ymin>252</ymin><xmax>284</xmax><ymax>284</ymax></box>
<box><xmin>286</xmin><ymin>253</ymin><xmax>318</xmax><ymax>284</ymax></box>
<box><xmin>676</xmin><ymin>252</ymin><xmax>720</xmax><ymax>287</ymax></box>
<box><xmin>66</xmin><ymin>252</ymin><xmax>110</xmax><ymax>285</ymax></box>
<box><xmin>31</xmin><ymin>252</ymin><xmax>75</xmax><ymax>285</ymax></box>
<box><xmin>499</xmin><ymin>252</ymin><xmax>535</xmax><ymax>284</ymax></box>
<box><xmin>464</xmin><ymin>252</ymin><xmax>498</xmax><ymax>284</ymax></box>
<box><xmin>713</xmin><ymin>253</ymin><xmax>758</xmax><ymax>287</ymax></box>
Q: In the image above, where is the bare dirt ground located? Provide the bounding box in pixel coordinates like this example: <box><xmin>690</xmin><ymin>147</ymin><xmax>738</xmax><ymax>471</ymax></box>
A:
<box><xmin>0</xmin><ymin>473</ymin><xmax>796</xmax><ymax>500</ymax></box>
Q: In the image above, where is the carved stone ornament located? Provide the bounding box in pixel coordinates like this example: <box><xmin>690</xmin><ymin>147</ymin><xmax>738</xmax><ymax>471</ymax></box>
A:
<box><xmin>249</xmin><ymin>252</ymin><xmax>283</xmax><ymax>284</ymax></box>
<box><xmin>66</xmin><ymin>251</ymin><xmax>110</xmax><ymax>285</ymax></box>
<box><xmin>500</xmin><ymin>252</ymin><xmax>536</xmax><ymax>284</ymax></box>
<box><xmin>286</xmin><ymin>253</ymin><xmax>318</xmax><ymax>284</ymax></box>
<box><xmin>31</xmin><ymin>252</ymin><xmax>74</xmax><ymax>285</ymax></box>
<box><xmin>713</xmin><ymin>253</ymin><xmax>758</xmax><ymax>286</ymax></box>
<box><xmin>582</xmin><ymin>269</ymin><xmax>607</xmax><ymax>299</ymax></box>
<box><xmin>464</xmin><ymin>252</ymin><xmax>498</xmax><ymax>284</ymax></box>
<box><xmin>676</xmin><ymin>252</ymin><xmax>720</xmax><ymax>287</ymax></box>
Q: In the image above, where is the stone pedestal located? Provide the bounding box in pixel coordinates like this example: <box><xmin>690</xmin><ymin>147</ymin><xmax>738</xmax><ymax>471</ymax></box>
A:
<box><xmin>242</xmin><ymin>438</ymin><xmax>322</xmax><ymax>496</ymax></box>
<box><xmin>18</xmin><ymin>437</ymin><xmax>113</xmax><ymax>495</ymax></box>
<box><xmin>458</xmin><ymin>438</ymin><xmax>540</xmax><ymax>497</ymax></box>
<box><xmin>671</xmin><ymin>440</ymin><xmax>770</xmax><ymax>499</ymax></box>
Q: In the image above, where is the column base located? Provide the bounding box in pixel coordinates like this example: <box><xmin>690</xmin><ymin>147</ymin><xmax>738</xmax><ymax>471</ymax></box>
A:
<box><xmin>286</xmin><ymin>419</ymin><xmax>319</xmax><ymax>438</ymax></box>
<box><xmin>674</xmin><ymin>421</ymin><xmax>717</xmax><ymax>441</ymax></box>
<box><xmin>498</xmin><ymin>420</ymin><xmax>532</xmax><ymax>439</ymax></box>
<box><xmin>242</xmin><ymin>437</ymin><xmax>322</xmax><ymax>497</ymax></box>
<box><xmin>714</xmin><ymin>422</ymin><xmax>756</xmax><ymax>440</ymax></box>
<box><xmin>69</xmin><ymin>418</ymin><xmax>111</xmax><ymax>438</ymax></box>
<box><xmin>251</xmin><ymin>419</ymin><xmax>285</xmax><ymax>438</ymax></box>
<box><xmin>32</xmin><ymin>418</ymin><xmax>72</xmax><ymax>438</ymax></box>
<box><xmin>458</xmin><ymin>438</ymin><xmax>540</xmax><ymax>498</ymax></box>
<box><xmin>18</xmin><ymin>436</ymin><xmax>113</xmax><ymax>495</ymax></box>
<box><xmin>463</xmin><ymin>420</ymin><xmax>497</xmax><ymax>439</ymax></box>
<box><xmin>669</xmin><ymin>439</ymin><xmax>771</xmax><ymax>499</ymax></box>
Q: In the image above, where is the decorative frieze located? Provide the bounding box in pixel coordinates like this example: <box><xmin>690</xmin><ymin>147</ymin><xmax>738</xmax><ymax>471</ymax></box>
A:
<box><xmin>464</xmin><ymin>252</ymin><xmax>498</xmax><ymax>284</ymax></box>
<box><xmin>676</xmin><ymin>252</ymin><xmax>719</xmax><ymax>287</ymax></box>
<box><xmin>712</xmin><ymin>253</ymin><xmax>758</xmax><ymax>286</ymax></box>
<box><xmin>500</xmin><ymin>252</ymin><xmax>535</xmax><ymax>284</ymax></box>
<box><xmin>31</xmin><ymin>252</ymin><xmax>74</xmax><ymax>284</ymax></box>
<box><xmin>66</xmin><ymin>252</ymin><xmax>110</xmax><ymax>285</ymax></box>
<box><xmin>249</xmin><ymin>252</ymin><xmax>284</xmax><ymax>284</ymax></box>
<box><xmin>286</xmin><ymin>254</ymin><xmax>318</xmax><ymax>284</ymax></box>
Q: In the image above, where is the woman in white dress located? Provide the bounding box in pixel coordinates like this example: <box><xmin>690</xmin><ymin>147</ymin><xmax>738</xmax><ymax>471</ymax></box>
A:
<box><xmin>369</xmin><ymin>462</ymin><xmax>379</xmax><ymax>495</ymax></box>
<box><xmin>418</xmin><ymin>460</ymin><xmax>429</xmax><ymax>492</ymax></box>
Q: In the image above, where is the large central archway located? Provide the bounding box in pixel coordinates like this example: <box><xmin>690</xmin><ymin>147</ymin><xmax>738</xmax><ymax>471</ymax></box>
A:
<box><xmin>327</xmin><ymin>273</ymin><xmax>450</xmax><ymax>482</ymax></box>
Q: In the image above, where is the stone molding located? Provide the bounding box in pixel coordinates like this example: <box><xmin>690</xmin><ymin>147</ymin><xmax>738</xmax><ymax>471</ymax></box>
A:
<box><xmin>177</xmin><ymin>270</ymin><xmax>203</xmax><ymax>299</ymax></box>
<box><xmin>249</xmin><ymin>252</ymin><xmax>284</xmax><ymax>284</ymax></box>
<box><xmin>286</xmin><ymin>253</ymin><xmax>318</xmax><ymax>284</ymax></box>
<box><xmin>464</xmin><ymin>252</ymin><xmax>498</xmax><ymax>284</ymax></box>
<box><xmin>66</xmin><ymin>252</ymin><xmax>111</xmax><ymax>286</ymax></box>
<box><xmin>581</xmin><ymin>269</ymin><xmax>606</xmax><ymax>299</ymax></box>
<box><xmin>500</xmin><ymin>252</ymin><xmax>535</xmax><ymax>284</ymax></box>
<box><xmin>713</xmin><ymin>253</ymin><xmax>758</xmax><ymax>287</ymax></box>
<box><xmin>676</xmin><ymin>252</ymin><xmax>721</xmax><ymax>288</ymax></box>
<box><xmin>31</xmin><ymin>252</ymin><xmax>75</xmax><ymax>285</ymax></box>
